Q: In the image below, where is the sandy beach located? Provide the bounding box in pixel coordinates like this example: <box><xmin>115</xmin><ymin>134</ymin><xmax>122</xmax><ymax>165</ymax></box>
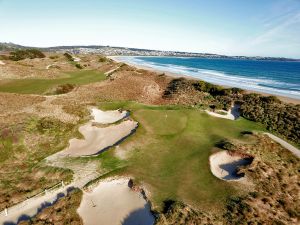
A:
<box><xmin>109</xmin><ymin>56</ymin><xmax>300</xmax><ymax>104</ymax></box>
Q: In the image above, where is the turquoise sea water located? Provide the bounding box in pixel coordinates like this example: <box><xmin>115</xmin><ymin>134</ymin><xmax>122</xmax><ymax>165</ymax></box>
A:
<box><xmin>117</xmin><ymin>56</ymin><xmax>300</xmax><ymax>100</ymax></box>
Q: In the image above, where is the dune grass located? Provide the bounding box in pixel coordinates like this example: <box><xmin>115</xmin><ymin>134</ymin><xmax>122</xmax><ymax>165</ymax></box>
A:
<box><xmin>0</xmin><ymin>70</ymin><xmax>106</xmax><ymax>94</ymax></box>
<box><xmin>96</xmin><ymin>101</ymin><xmax>265</xmax><ymax>211</ymax></box>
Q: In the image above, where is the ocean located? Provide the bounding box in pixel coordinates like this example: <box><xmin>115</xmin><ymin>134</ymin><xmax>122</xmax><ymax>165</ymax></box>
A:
<box><xmin>116</xmin><ymin>56</ymin><xmax>300</xmax><ymax>100</ymax></box>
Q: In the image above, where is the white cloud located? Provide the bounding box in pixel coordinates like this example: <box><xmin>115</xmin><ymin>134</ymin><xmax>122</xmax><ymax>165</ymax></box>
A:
<box><xmin>251</xmin><ymin>12</ymin><xmax>300</xmax><ymax>45</ymax></box>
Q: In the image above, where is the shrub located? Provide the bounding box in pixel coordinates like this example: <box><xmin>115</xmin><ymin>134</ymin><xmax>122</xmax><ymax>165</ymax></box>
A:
<box><xmin>49</xmin><ymin>55</ymin><xmax>59</xmax><ymax>59</ymax></box>
<box><xmin>240</xmin><ymin>94</ymin><xmax>300</xmax><ymax>144</ymax></box>
<box><xmin>98</xmin><ymin>56</ymin><xmax>107</xmax><ymax>62</ymax></box>
<box><xmin>215</xmin><ymin>139</ymin><xmax>235</xmax><ymax>150</ymax></box>
<box><xmin>63</xmin><ymin>52</ymin><xmax>74</xmax><ymax>61</ymax></box>
<box><xmin>75</xmin><ymin>63</ymin><xmax>83</xmax><ymax>69</ymax></box>
<box><xmin>55</xmin><ymin>84</ymin><xmax>75</xmax><ymax>94</ymax></box>
<box><xmin>0</xmin><ymin>55</ymin><xmax>9</xmax><ymax>60</ymax></box>
<box><xmin>9</xmin><ymin>49</ymin><xmax>45</xmax><ymax>61</ymax></box>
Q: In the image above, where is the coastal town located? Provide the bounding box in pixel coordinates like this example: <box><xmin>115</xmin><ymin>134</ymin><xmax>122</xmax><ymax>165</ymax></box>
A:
<box><xmin>1</xmin><ymin>42</ymin><xmax>297</xmax><ymax>61</ymax></box>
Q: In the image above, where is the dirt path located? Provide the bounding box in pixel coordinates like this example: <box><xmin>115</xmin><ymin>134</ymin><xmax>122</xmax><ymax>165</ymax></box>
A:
<box><xmin>104</xmin><ymin>66</ymin><xmax>121</xmax><ymax>76</ymax></box>
<box><xmin>265</xmin><ymin>133</ymin><xmax>300</xmax><ymax>158</ymax></box>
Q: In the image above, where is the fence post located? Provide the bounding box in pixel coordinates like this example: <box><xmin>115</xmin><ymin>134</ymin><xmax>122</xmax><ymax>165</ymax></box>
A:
<box><xmin>4</xmin><ymin>208</ymin><xmax>8</xmax><ymax>216</ymax></box>
<box><xmin>61</xmin><ymin>180</ymin><xmax>65</xmax><ymax>188</ymax></box>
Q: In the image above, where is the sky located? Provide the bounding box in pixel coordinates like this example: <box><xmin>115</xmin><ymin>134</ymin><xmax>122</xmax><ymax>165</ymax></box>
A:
<box><xmin>0</xmin><ymin>0</ymin><xmax>300</xmax><ymax>58</ymax></box>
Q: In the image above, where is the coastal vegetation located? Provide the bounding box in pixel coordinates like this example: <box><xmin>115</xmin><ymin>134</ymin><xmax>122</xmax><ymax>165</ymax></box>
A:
<box><xmin>19</xmin><ymin>188</ymin><xmax>83</xmax><ymax>225</ymax></box>
<box><xmin>0</xmin><ymin>118</ymin><xmax>76</xmax><ymax>210</ymax></box>
<box><xmin>239</xmin><ymin>94</ymin><xmax>300</xmax><ymax>145</ymax></box>
<box><xmin>9</xmin><ymin>49</ymin><xmax>45</xmax><ymax>61</ymax></box>
<box><xmin>0</xmin><ymin>53</ymin><xmax>299</xmax><ymax>224</ymax></box>
<box><xmin>164</xmin><ymin>77</ymin><xmax>300</xmax><ymax>145</ymax></box>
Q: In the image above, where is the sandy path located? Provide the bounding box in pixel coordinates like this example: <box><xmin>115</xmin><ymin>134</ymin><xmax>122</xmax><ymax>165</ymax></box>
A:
<box><xmin>78</xmin><ymin>178</ymin><xmax>154</xmax><ymax>225</ymax></box>
<box><xmin>209</xmin><ymin>151</ymin><xmax>252</xmax><ymax>181</ymax></box>
<box><xmin>104</xmin><ymin>66</ymin><xmax>121</xmax><ymax>75</ymax></box>
<box><xmin>206</xmin><ymin>104</ymin><xmax>240</xmax><ymax>120</ymax></box>
<box><xmin>0</xmin><ymin>184</ymin><xmax>73</xmax><ymax>224</ymax></box>
<box><xmin>265</xmin><ymin>133</ymin><xmax>300</xmax><ymax>158</ymax></box>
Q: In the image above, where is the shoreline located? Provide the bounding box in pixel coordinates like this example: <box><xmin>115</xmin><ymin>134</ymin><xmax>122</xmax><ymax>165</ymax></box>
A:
<box><xmin>108</xmin><ymin>56</ymin><xmax>300</xmax><ymax>104</ymax></box>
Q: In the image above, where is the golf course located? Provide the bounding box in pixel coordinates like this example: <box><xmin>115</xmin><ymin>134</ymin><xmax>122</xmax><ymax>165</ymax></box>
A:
<box><xmin>95</xmin><ymin>101</ymin><xmax>265</xmax><ymax>211</ymax></box>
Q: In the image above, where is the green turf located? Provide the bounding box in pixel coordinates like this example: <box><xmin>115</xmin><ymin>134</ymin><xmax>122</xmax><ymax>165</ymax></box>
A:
<box><xmin>96</xmin><ymin>101</ymin><xmax>265</xmax><ymax>211</ymax></box>
<box><xmin>0</xmin><ymin>70</ymin><xmax>106</xmax><ymax>94</ymax></box>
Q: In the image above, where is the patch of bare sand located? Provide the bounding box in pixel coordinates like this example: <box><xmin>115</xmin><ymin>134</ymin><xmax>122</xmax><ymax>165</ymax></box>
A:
<box><xmin>90</xmin><ymin>108</ymin><xmax>128</xmax><ymax>124</ymax></box>
<box><xmin>77</xmin><ymin>178</ymin><xmax>154</xmax><ymax>225</ymax></box>
<box><xmin>209</xmin><ymin>150</ymin><xmax>253</xmax><ymax>181</ymax></box>
<box><xmin>206</xmin><ymin>104</ymin><xmax>240</xmax><ymax>121</ymax></box>
<box><xmin>63</xmin><ymin>120</ymin><xmax>138</xmax><ymax>156</ymax></box>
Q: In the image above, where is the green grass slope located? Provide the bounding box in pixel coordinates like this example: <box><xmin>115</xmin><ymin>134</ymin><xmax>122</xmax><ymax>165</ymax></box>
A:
<box><xmin>0</xmin><ymin>70</ymin><xmax>106</xmax><ymax>94</ymax></box>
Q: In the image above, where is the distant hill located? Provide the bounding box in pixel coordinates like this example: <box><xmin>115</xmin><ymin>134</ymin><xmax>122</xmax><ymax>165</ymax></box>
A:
<box><xmin>0</xmin><ymin>42</ymin><xmax>298</xmax><ymax>61</ymax></box>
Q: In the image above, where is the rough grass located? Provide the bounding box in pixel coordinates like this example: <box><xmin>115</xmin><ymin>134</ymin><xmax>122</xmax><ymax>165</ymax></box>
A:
<box><xmin>0</xmin><ymin>116</ymin><xmax>84</xmax><ymax>210</ymax></box>
<box><xmin>19</xmin><ymin>188</ymin><xmax>83</xmax><ymax>225</ymax></box>
<box><xmin>96</xmin><ymin>101</ymin><xmax>265</xmax><ymax>212</ymax></box>
<box><xmin>0</xmin><ymin>70</ymin><xmax>106</xmax><ymax>94</ymax></box>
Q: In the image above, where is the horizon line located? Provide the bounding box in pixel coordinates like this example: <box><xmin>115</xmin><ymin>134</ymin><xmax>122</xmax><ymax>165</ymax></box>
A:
<box><xmin>1</xmin><ymin>41</ymin><xmax>299</xmax><ymax>60</ymax></box>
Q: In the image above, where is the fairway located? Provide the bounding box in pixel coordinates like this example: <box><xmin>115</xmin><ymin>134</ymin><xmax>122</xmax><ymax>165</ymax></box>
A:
<box><xmin>0</xmin><ymin>70</ymin><xmax>106</xmax><ymax>94</ymax></box>
<box><xmin>97</xmin><ymin>102</ymin><xmax>265</xmax><ymax>211</ymax></box>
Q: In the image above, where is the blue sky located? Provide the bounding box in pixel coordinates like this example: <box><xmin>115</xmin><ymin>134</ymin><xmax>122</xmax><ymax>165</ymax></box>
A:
<box><xmin>0</xmin><ymin>0</ymin><xmax>300</xmax><ymax>58</ymax></box>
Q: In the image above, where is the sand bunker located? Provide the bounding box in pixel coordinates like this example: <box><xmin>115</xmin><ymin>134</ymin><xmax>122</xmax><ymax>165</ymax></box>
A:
<box><xmin>209</xmin><ymin>151</ymin><xmax>253</xmax><ymax>181</ymax></box>
<box><xmin>63</xmin><ymin>120</ymin><xmax>138</xmax><ymax>156</ymax></box>
<box><xmin>206</xmin><ymin>104</ymin><xmax>240</xmax><ymax>120</ymax></box>
<box><xmin>91</xmin><ymin>108</ymin><xmax>128</xmax><ymax>124</ymax></box>
<box><xmin>77</xmin><ymin>178</ymin><xmax>154</xmax><ymax>225</ymax></box>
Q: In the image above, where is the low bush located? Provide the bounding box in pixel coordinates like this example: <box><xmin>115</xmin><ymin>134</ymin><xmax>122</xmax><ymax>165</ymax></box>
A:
<box><xmin>63</xmin><ymin>52</ymin><xmax>74</xmax><ymax>61</ymax></box>
<box><xmin>54</xmin><ymin>83</ymin><xmax>75</xmax><ymax>94</ymax></box>
<box><xmin>98</xmin><ymin>56</ymin><xmax>107</xmax><ymax>62</ymax></box>
<box><xmin>240</xmin><ymin>94</ymin><xmax>300</xmax><ymax>144</ymax></box>
<box><xmin>75</xmin><ymin>63</ymin><xmax>83</xmax><ymax>69</ymax></box>
<box><xmin>9</xmin><ymin>49</ymin><xmax>45</xmax><ymax>61</ymax></box>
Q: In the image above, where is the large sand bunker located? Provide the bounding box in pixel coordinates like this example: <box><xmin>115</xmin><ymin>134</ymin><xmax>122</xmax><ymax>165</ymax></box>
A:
<box><xmin>91</xmin><ymin>108</ymin><xmax>128</xmax><ymax>124</ymax></box>
<box><xmin>209</xmin><ymin>151</ymin><xmax>253</xmax><ymax>181</ymax></box>
<box><xmin>77</xmin><ymin>178</ymin><xmax>154</xmax><ymax>225</ymax></box>
<box><xmin>63</xmin><ymin>120</ymin><xmax>138</xmax><ymax>156</ymax></box>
